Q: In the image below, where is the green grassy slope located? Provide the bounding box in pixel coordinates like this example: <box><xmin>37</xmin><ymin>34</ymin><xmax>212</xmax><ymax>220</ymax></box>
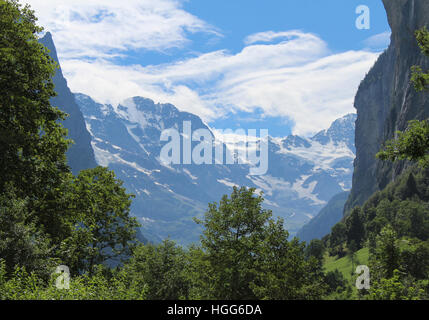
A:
<box><xmin>324</xmin><ymin>247</ymin><xmax>370</xmax><ymax>281</ymax></box>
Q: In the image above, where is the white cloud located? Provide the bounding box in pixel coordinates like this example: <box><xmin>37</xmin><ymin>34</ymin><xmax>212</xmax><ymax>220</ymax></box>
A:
<box><xmin>363</xmin><ymin>31</ymin><xmax>391</xmax><ymax>50</ymax></box>
<box><xmin>209</xmin><ymin>49</ymin><xmax>378</xmax><ymax>135</ymax></box>
<box><xmin>24</xmin><ymin>1</ymin><xmax>380</xmax><ymax>136</ymax></box>
<box><xmin>60</xmin><ymin>30</ymin><xmax>379</xmax><ymax>136</ymax></box>
<box><xmin>24</xmin><ymin>0</ymin><xmax>217</xmax><ymax>59</ymax></box>
<box><xmin>244</xmin><ymin>30</ymin><xmax>319</xmax><ymax>45</ymax></box>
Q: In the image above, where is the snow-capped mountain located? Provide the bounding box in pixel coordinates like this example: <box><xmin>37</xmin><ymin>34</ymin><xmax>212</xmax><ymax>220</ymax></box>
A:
<box><xmin>75</xmin><ymin>93</ymin><xmax>356</xmax><ymax>245</ymax></box>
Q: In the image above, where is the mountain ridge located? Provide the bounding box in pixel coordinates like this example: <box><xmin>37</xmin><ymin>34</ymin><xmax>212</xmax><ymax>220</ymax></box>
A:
<box><xmin>39</xmin><ymin>32</ymin><xmax>97</xmax><ymax>174</ymax></box>
<box><xmin>76</xmin><ymin>92</ymin><xmax>357</xmax><ymax>244</ymax></box>
<box><xmin>296</xmin><ymin>191</ymin><xmax>350</xmax><ymax>243</ymax></box>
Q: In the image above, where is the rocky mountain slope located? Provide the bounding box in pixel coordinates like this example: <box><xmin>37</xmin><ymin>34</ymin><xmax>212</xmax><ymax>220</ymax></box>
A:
<box><xmin>345</xmin><ymin>0</ymin><xmax>429</xmax><ymax>212</ymax></box>
<box><xmin>39</xmin><ymin>33</ymin><xmax>97</xmax><ymax>174</ymax></box>
<box><xmin>76</xmin><ymin>92</ymin><xmax>356</xmax><ymax>245</ymax></box>
<box><xmin>296</xmin><ymin>191</ymin><xmax>350</xmax><ymax>243</ymax></box>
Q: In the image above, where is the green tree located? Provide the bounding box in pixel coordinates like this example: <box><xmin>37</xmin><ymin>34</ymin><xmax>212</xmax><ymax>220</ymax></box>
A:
<box><xmin>0</xmin><ymin>0</ymin><xmax>70</xmax><ymax>202</ymax></box>
<box><xmin>251</xmin><ymin>223</ymin><xmax>327</xmax><ymax>300</ymax></box>
<box><xmin>305</xmin><ymin>239</ymin><xmax>325</xmax><ymax>263</ymax></box>
<box><xmin>394</xmin><ymin>200</ymin><xmax>428</xmax><ymax>240</ymax></box>
<box><xmin>368</xmin><ymin>269</ymin><xmax>425</xmax><ymax>300</ymax></box>
<box><xmin>0</xmin><ymin>186</ymin><xmax>57</xmax><ymax>278</ymax></box>
<box><xmin>194</xmin><ymin>187</ymin><xmax>271</xmax><ymax>300</ymax></box>
<box><xmin>411</xmin><ymin>27</ymin><xmax>429</xmax><ymax>92</ymax></box>
<box><xmin>345</xmin><ymin>207</ymin><xmax>365</xmax><ymax>249</ymax></box>
<box><xmin>347</xmin><ymin>240</ymin><xmax>358</xmax><ymax>276</ymax></box>
<box><xmin>0</xmin><ymin>0</ymin><xmax>75</xmax><ymax>251</ymax></box>
<box><xmin>400</xmin><ymin>240</ymin><xmax>429</xmax><ymax>280</ymax></box>
<box><xmin>377</xmin><ymin>120</ymin><xmax>429</xmax><ymax>168</ymax></box>
<box><xmin>329</xmin><ymin>222</ymin><xmax>347</xmax><ymax>257</ymax></box>
<box><xmin>63</xmin><ymin>167</ymin><xmax>140</xmax><ymax>274</ymax></box>
<box><xmin>324</xmin><ymin>270</ymin><xmax>347</xmax><ymax>295</ymax></box>
<box><xmin>185</xmin><ymin>245</ymin><xmax>214</xmax><ymax>299</ymax></box>
<box><xmin>394</xmin><ymin>172</ymin><xmax>419</xmax><ymax>200</ymax></box>
<box><xmin>372</xmin><ymin>225</ymin><xmax>401</xmax><ymax>279</ymax></box>
<box><xmin>122</xmin><ymin>240</ymin><xmax>189</xmax><ymax>300</ymax></box>
<box><xmin>195</xmin><ymin>186</ymin><xmax>326</xmax><ymax>300</ymax></box>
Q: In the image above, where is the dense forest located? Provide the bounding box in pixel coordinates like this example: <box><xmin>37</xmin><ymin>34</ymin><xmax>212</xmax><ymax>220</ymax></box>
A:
<box><xmin>0</xmin><ymin>0</ymin><xmax>428</xmax><ymax>300</ymax></box>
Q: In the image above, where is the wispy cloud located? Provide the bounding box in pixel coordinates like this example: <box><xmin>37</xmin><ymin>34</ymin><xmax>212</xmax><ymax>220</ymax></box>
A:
<box><xmin>363</xmin><ymin>31</ymin><xmax>391</xmax><ymax>50</ymax></box>
<box><xmin>61</xmin><ymin>30</ymin><xmax>379</xmax><ymax>136</ymax></box>
<box><xmin>24</xmin><ymin>1</ymin><xmax>380</xmax><ymax>136</ymax></box>
<box><xmin>25</xmin><ymin>0</ymin><xmax>218</xmax><ymax>59</ymax></box>
<box><xmin>244</xmin><ymin>30</ymin><xmax>320</xmax><ymax>45</ymax></box>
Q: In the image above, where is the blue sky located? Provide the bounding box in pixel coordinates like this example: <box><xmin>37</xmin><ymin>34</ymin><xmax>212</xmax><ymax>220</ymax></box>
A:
<box><xmin>186</xmin><ymin>0</ymin><xmax>389</xmax><ymax>55</ymax></box>
<box><xmin>26</xmin><ymin>0</ymin><xmax>390</xmax><ymax>137</ymax></box>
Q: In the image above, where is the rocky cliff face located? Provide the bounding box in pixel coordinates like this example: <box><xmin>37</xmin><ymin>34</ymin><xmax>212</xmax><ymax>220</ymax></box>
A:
<box><xmin>39</xmin><ymin>33</ymin><xmax>97</xmax><ymax>174</ymax></box>
<box><xmin>345</xmin><ymin>0</ymin><xmax>429</xmax><ymax>212</ymax></box>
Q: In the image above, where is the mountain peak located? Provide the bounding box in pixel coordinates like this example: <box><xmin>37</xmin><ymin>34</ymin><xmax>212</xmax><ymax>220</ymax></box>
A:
<box><xmin>42</xmin><ymin>31</ymin><xmax>53</xmax><ymax>41</ymax></box>
<box><xmin>282</xmin><ymin>135</ymin><xmax>311</xmax><ymax>150</ymax></box>
<box><xmin>39</xmin><ymin>32</ymin><xmax>60</xmax><ymax>64</ymax></box>
<box><xmin>120</xmin><ymin>96</ymin><xmax>180</xmax><ymax>116</ymax></box>
<box><xmin>38</xmin><ymin>35</ymin><xmax>97</xmax><ymax>174</ymax></box>
<box><xmin>311</xmin><ymin>114</ymin><xmax>356</xmax><ymax>151</ymax></box>
<box><xmin>75</xmin><ymin>92</ymin><xmax>357</xmax><ymax>244</ymax></box>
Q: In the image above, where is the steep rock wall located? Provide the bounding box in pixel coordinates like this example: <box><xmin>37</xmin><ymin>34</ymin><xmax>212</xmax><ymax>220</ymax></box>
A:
<box><xmin>345</xmin><ymin>0</ymin><xmax>429</xmax><ymax>212</ymax></box>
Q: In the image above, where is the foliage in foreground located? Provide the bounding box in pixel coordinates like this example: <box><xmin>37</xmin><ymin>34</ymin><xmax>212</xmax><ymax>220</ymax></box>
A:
<box><xmin>0</xmin><ymin>260</ymin><xmax>146</xmax><ymax>300</ymax></box>
<box><xmin>0</xmin><ymin>187</ymin><xmax>331</xmax><ymax>300</ymax></box>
